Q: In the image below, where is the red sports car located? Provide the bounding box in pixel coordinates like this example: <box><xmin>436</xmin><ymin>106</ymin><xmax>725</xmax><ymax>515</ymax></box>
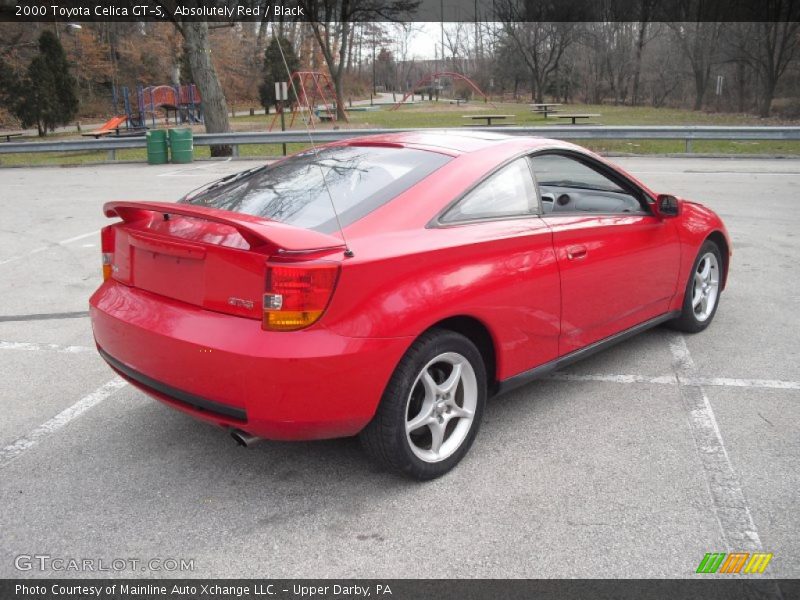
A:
<box><xmin>90</xmin><ymin>131</ymin><xmax>731</xmax><ymax>479</ymax></box>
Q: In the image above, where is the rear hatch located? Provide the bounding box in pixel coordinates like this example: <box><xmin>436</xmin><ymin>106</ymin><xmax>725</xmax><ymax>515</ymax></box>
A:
<box><xmin>103</xmin><ymin>201</ymin><xmax>345</xmax><ymax>320</ymax></box>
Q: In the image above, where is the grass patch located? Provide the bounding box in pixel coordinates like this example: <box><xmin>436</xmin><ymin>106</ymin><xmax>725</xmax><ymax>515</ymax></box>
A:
<box><xmin>3</xmin><ymin>101</ymin><xmax>798</xmax><ymax>166</ymax></box>
<box><xmin>0</xmin><ymin>147</ymin><xmax>147</xmax><ymax>167</ymax></box>
<box><xmin>230</xmin><ymin>101</ymin><xmax>800</xmax><ymax>156</ymax></box>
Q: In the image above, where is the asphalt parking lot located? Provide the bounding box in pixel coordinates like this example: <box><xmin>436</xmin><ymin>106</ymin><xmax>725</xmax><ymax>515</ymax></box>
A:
<box><xmin>0</xmin><ymin>156</ymin><xmax>798</xmax><ymax>579</ymax></box>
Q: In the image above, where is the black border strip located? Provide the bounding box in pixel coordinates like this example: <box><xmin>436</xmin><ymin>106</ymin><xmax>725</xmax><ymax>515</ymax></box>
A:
<box><xmin>496</xmin><ymin>311</ymin><xmax>680</xmax><ymax>395</ymax></box>
<box><xmin>1</xmin><ymin>0</ymin><xmax>797</xmax><ymax>23</ymax></box>
<box><xmin>0</xmin><ymin>578</ymin><xmax>794</xmax><ymax>599</ymax></box>
<box><xmin>98</xmin><ymin>346</ymin><xmax>248</xmax><ymax>422</ymax></box>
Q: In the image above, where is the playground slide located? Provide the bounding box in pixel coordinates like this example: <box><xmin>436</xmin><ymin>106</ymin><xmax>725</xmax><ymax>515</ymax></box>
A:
<box><xmin>82</xmin><ymin>115</ymin><xmax>128</xmax><ymax>138</ymax></box>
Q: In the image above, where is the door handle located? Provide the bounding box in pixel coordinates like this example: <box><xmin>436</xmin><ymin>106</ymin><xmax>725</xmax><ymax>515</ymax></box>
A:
<box><xmin>566</xmin><ymin>245</ymin><xmax>588</xmax><ymax>260</ymax></box>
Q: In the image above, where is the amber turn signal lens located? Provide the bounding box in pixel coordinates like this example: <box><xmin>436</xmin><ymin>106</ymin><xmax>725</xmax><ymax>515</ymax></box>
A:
<box><xmin>101</xmin><ymin>253</ymin><xmax>113</xmax><ymax>281</ymax></box>
<box><xmin>264</xmin><ymin>310</ymin><xmax>324</xmax><ymax>331</ymax></box>
<box><xmin>101</xmin><ymin>226</ymin><xmax>115</xmax><ymax>282</ymax></box>
<box><xmin>262</xmin><ymin>263</ymin><xmax>339</xmax><ymax>331</ymax></box>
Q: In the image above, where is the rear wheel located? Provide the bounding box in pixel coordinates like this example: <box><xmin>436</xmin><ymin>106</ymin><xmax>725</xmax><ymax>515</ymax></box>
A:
<box><xmin>669</xmin><ymin>240</ymin><xmax>723</xmax><ymax>333</ymax></box>
<box><xmin>360</xmin><ymin>329</ymin><xmax>486</xmax><ymax>480</ymax></box>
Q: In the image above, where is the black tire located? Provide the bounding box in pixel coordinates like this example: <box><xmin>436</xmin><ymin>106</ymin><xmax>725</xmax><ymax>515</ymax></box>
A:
<box><xmin>359</xmin><ymin>328</ymin><xmax>487</xmax><ymax>480</ymax></box>
<box><xmin>668</xmin><ymin>240</ymin><xmax>724</xmax><ymax>333</ymax></box>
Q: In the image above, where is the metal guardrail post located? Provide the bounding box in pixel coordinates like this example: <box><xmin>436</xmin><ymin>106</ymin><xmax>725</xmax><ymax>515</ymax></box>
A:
<box><xmin>685</xmin><ymin>138</ymin><xmax>693</xmax><ymax>153</ymax></box>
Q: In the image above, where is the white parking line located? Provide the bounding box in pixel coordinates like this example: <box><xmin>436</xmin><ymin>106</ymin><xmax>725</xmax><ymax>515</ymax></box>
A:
<box><xmin>548</xmin><ymin>372</ymin><xmax>800</xmax><ymax>390</ymax></box>
<box><xmin>156</xmin><ymin>158</ymin><xmax>232</xmax><ymax>177</ymax></box>
<box><xmin>668</xmin><ymin>333</ymin><xmax>763</xmax><ymax>551</ymax></box>
<box><xmin>0</xmin><ymin>378</ymin><xmax>126</xmax><ymax>468</ymax></box>
<box><xmin>58</xmin><ymin>230</ymin><xmax>99</xmax><ymax>245</ymax></box>
<box><xmin>549</xmin><ymin>373</ymin><xmax>678</xmax><ymax>385</ymax></box>
<box><xmin>689</xmin><ymin>376</ymin><xmax>800</xmax><ymax>391</ymax></box>
<box><xmin>0</xmin><ymin>229</ymin><xmax>99</xmax><ymax>266</ymax></box>
<box><xmin>0</xmin><ymin>246</ymin><xmax>48</xmax><ymax>266</ymax></box>
<box><xmin>0</xmin><ymin>340</ymin><xmax>94</xmax><ymax>353</ymax></box>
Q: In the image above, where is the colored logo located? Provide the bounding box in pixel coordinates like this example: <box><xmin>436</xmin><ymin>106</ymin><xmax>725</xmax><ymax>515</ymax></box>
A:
<box><xmin>696</xmin><ymin>552</ymin><xmax>773</xmax><ymax>574</ymax></box>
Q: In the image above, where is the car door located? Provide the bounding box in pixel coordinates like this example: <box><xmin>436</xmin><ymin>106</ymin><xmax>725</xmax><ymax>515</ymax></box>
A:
<box><xmin>531</xmin><ymin>151</ymin><xmax>681</xmax><ymax>355</ymax></box>
<box><xmin>435</xmin><ymin>156</ymin><xmax>561</xmax><ymax>379</ymax></box>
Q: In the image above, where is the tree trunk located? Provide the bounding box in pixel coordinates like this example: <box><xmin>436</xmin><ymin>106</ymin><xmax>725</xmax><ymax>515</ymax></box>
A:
<box><xmin>631</xmin><ymin>21</ymin><xmax>648</xmax><ymax>106</ymax></box>
<box><xmin>736</xmin><ymin>61</ymin><xmax>746</xmax><ymax>113</ymax></box>
<box><xmin>334</xmin><ymin>22</ymin><xmax>350</xmax><ymax>120</ymax></box>
<box><xmin>308</xmin><ymin>23</ymin><xmax>347</xmax><ymax>121</ymax></box>
<box><xmin>759</xmin><ymin>77</ymin><xmax>776</xmax><ymax>118</ymax></box>
<box><xmin>692</xmin><ymin>67</ymin><xmax>706</xmax><ymax>111</ymax></box>
<box><xmin>182</xmin><ymin>21</ymin><xmax>231</xmax><ymax>157</ymax></box>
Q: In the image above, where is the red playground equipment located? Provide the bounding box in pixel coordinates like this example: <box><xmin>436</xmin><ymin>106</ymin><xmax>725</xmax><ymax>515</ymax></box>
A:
<box><xmin>269</xmin><ymin>71</ymin><xmax>347</xmax><ymax>131</ymax></box>
<box><xmin>139</xmin><ymin>84</ymin><xmax>202</xmax><ymax>126</ymax></box>
<box><xmin>391</xmin><ymin>72</ymin><xmax>496</xmax><ymax>109</ymax></box>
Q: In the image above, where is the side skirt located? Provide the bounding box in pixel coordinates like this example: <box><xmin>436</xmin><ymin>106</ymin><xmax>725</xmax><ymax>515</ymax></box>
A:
<box><xmin>494</xmin><ymin>310</ymin><xmax>680</xmax><ymax>396</ymax></box>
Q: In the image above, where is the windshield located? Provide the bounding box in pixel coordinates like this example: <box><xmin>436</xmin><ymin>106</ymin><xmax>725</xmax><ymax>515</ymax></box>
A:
<box><xmin>181</xmin><ymin>145</ymin><xmax>452</xmax><ymax>233</ymax></box>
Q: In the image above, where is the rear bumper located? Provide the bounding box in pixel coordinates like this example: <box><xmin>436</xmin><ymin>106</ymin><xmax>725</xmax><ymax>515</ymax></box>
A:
<box><xmin>90</xmin><ymin>280</ymin><xmax>411</xmax><ymax>440</ymax></box>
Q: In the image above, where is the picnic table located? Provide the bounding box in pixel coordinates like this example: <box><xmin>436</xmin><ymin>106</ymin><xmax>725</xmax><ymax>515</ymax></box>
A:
<box><xmin>1</xmin><ymin>132</ymin><xmax>23</xmax><ymax>142</ymax></box>
<box><xmin>530</xmin><ymin>103</ymin><xmax>563</xmax><ymax>118</ymax></box>
<box><xmin>557</xmin><ymin>113</ymin><xmax>601</xmax><ymax>125</ymax></box>
<box><xmin>449</xmin><ymin>98</ymin><xmax>468</xmax><ymax>106</ymax></box>
<box><xmin>462</xmin><ymin>114</ymin><xmax>516</xmax><ymax>126</ymax></box>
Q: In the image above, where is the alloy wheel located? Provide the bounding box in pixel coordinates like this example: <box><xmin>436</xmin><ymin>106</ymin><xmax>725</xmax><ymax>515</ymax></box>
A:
<box><xmin>692</xmin><ymin>252</ymin><xmax>720</xmax><ymax>322</ymax></box>
<box><xmin>405</xmin><ymin>352</ymin><xmax>478</xmax><ymax>463</ymax></box>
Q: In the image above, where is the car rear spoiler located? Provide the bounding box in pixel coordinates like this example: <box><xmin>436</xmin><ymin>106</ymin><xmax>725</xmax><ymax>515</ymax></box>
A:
<box><xmin>103</xmin><ymin>201</ymin><xmax>347</xmax><ymax>253</ymax></box>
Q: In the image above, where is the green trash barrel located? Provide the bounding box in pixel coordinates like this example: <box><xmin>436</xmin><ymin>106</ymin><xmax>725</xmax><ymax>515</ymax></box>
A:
<box><xmin>169</xmin><ymin>128</ymin><xmax>193</xmax><ymax>164</ymax></box>
<box><xmin>145</xmin><ymin>129</ymin><xmax>168</xmax><ymax>165</ymax></box>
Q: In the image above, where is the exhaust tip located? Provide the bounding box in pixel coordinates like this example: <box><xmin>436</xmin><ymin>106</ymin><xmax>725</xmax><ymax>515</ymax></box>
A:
<box><xmin>230</xmin><ymin>428</ymin><xmax>260</xmax><ymax>447</ymax></box>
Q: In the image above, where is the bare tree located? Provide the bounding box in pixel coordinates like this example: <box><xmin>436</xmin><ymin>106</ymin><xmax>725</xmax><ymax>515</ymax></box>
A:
<box><xmin>631</xmin><ymin>0</ymin><xmax>658</xmax><ymax>105</ymax></box>
<box><xmin>728</xmin><ymin>3</ymin><xmax>800</xmax><ymax>117</ymax></box>
<box><xmin>391</xmin><ymin>22</ymin><xmax>420</xmax><ymax>91</ymax></box>
<box><xmin>643</xmin><ymin>29</ymin><xmax>684</xmax><ymax>108</ymax></box>
<box><xmin>667</xmin><ymin>20</ymin><xmax>725</xmax><ymax>111</ymax></box>
<box><xmin>443</xmin><ymin>23</ymin><xmax>470</xmax><ymax>72</ymax></box>
<box><xmin>497</xmin><ymin>15</ymin><xmax>576</xmax><ymax>102</ymax></box>
<box><xmin>298</xmin><ymin>0</ymin><xmax>418</xmax><ymax>120</ymax></box>
<box><xmin>578</xmin><ymin>22</ymin><xmax>637</xmax><ymax>105</ymax></box>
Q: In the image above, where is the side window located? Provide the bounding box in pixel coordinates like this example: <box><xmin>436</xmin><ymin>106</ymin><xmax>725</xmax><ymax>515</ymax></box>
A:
<box><xmin>530</xmin><ymin>154</ymin><xmax>645</xmax><ymax>215</ymax></box>
<box><xmin>441</xmin><ymin>158</ymin><xmax>537</xmax><ymax>223</ymax></box>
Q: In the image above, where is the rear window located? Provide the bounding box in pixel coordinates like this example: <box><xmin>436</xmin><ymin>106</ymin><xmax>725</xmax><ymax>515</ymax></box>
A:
<box><xmin>181</xmin><ymin>145</ymin><xmax>451</xmax><ymax>233</ymax></box>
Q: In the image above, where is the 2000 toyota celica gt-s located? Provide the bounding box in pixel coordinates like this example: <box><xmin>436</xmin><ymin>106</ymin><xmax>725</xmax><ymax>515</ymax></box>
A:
<box><xmin>90</xmin><ymin>131</ymin><xmax>731</xmax><ymax>479</ymax></box>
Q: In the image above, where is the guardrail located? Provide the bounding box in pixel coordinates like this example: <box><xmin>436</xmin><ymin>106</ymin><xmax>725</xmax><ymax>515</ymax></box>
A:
<box><xmin>2</xmin><ymin>126</ymin><xmax>799</xmax><ymax>159</ymax></box>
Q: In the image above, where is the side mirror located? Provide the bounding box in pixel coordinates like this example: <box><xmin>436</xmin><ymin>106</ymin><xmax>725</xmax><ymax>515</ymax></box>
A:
<box><xmin>655</xmin><ymin>194</ymin><xmax>680</xmax><ymax>218</ymax></box>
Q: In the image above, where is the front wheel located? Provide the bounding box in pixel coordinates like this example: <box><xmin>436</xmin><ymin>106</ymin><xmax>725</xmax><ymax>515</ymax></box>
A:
<box><xmin>669</xmin><ymin>240</ymin><xmax>723</xmax><ymax>333</ymax></box>
<box><xmin>359</xmin><ymin>329</ymin><xmax>486</xmax><ymax>480</ymax></box>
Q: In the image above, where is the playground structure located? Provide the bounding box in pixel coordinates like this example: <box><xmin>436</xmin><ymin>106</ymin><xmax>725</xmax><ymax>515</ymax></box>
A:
<box><xmin>111</xmin><ymin>84</ymin><xmax>203</xmax><ymax>131</ymax></box>
<box><xmin>391</xmin><ymin>72</ymin><xmax>496</xmax><ymax>110</ymax></box>
<box><xmin>268</xmin><ymin>71</ymin><xmax>347</xmax><ymax>131</ymax></box>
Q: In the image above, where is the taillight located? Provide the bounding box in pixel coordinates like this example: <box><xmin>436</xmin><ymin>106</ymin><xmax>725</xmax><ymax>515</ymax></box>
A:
<box><xmin>263</xmin><ymin>262</ymin><xmax>339</xmax><ymax>331</ymax></box>
<box><xmin>100</xmin><ymin>226</ymin><xmax>115</xmax><ymax>281</ymax></box>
